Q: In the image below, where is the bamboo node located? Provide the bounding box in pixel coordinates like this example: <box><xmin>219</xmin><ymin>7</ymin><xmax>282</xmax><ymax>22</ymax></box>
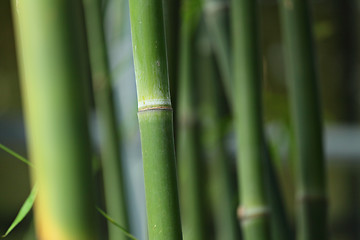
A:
<box><xmin>179</xmin><ymin>114</ymin><xmax>197</xmax><ymax>127</ymax></box>
<box><xmin>204</xmin><ymin>1</ymin><xmax>228</xmax><ymax>15</ymax></box>
<box><xmin>237</xmin><ymin>205</ymin><xmax>270</xmax><ymax>222</ymax></box>
<box><xmin>297</xmin><ymin>193</ymin><xmax>327</xmax><ymax>203</ymax></box>
<box><xmin>93</xmin><ymin>75</ymin><xmax>108</xmax><ymax>92</ymax></box>
<box><xmin>138</xmin><ymin>106</ymin><xmax>172</xmax><ymax>113</ymax></box>
<box><xmin>138</xmin><ymin>99</ymin><xmax>171</xmax><ymax>110</ymax></box>
<box><xmin>283</xmin><ymin>0</ymin><xmax>294</xmax><ymax>10</ymax></box>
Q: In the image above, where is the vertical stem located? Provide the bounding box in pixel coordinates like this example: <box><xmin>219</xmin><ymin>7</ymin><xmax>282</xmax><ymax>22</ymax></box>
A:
<box><xmin>264</xmin><ymin>144</ymin><xmax>293</xmax><ymax>240</ymax></box>
<box><xmin>12</xmin><ymin>1</ymin><xmax>97</xmax><ymax>239</ymax></box>
<box><xmin>198</xmin><ymin>32</ymin><xmax>240</xmax><ymax>240</ymax></box>
<box><xmin>82</xmin><ymin>0</ymin><xmax>129</xmax><ymax>239</ymax></box>
<box><xmin>177</xmin><ymin>1</ymin><xmax>205</xmax><ymax>239</ymax></box>
<box><xmin>203</xmin><ymin>0</ymin><xmax>232</xmax><ymax>106</ymax></box>
<box><xmin>231</xmin><ymin>0</ymin><xmax>270</xmax><ymax>239</ymax></box>
<box><xmin>162</xmin><ymin>0</ymin><xmax>180</xmax><ymax>109</ymax></box>
<box><xmin>336</xmin><ymin>0</ymin><xmax>358</xmax><ymax>122</ymax></box>
<box><xmin>278</xmin><ymin>0</ymin><xmax>327</xmax><ymax>239</ymax></box>
<box><xmin>128</xmin><ymin>0</ymin><xmax>182</xmax><ymax>239</ymax></box>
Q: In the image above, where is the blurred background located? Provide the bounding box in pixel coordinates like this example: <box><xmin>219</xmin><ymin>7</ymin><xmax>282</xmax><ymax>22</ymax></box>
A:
<box><xmin>1</xmin><ymin>0</ymin><xmax>360</xmax><ymax>239</ymax></box>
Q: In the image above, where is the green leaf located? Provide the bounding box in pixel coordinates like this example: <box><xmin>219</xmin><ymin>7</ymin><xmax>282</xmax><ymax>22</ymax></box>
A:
<box><xmin>0</xmin><ymin>144</ymin><xmax>33</xmax><ymax>168</ymax></box>
<box><xmin>2</xmin><ymin>184</ymin><xmax>38</xmax><ymax>238</ymax></box>
<box><xmin>0</xmin><ymin>144</ymin><xmax>136</xmax><ymax>239</ymax></box>
<box><xmin>96</xmin><ymin>207</ymin><xmax>137</xmax><ymax>240</ymax></box>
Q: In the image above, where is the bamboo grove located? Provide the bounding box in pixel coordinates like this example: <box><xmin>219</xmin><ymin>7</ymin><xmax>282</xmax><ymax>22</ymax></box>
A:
<box><xmin>4</xmin><ymin>0</ymin><xmax>330</xmax><ymax>239</ymax></box>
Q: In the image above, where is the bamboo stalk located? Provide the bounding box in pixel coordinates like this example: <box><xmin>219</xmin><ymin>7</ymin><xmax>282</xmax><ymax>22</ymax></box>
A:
<box><xmin>203</xmin><ymin>0</ymin><xmax>232</xmax><ymax>106</ymax></box>
<box><xmin>128</xmin><ymin>0</ymin><xmax>182</xmax><ymax>239</ymax></box>
<box><xmin>82</xmin><ymin>0</ymin><xmax>129</xmax><ymax>239</ymax></box>
<box><xmin>264</xmin><ymin>144</ymin><xmax>293</xmax><ymax>240</ymax></box>
<box><xmin>197</xmin><ymin>31</ymin><xmax>240</xmax><ymax>240</ymax></box>
<box><xmin>206</xmin><ymin>0</ymin><xmax>291</xmax><ymax>238</ymax></box>
<box><xmin>162</xmin><ymin>0</ymin><xmax>180</xmax><ymax>109</ymax></box>
<box><xmin>12</xmin><ymin>1</ymin><xmax>97</xmax><ymax>239</ymax></box>
<box><xmin>177</xmin><ymin>1</ymin><xmax>206</xmax><ymax>239</ymax></box>
<box><xmin>231</xmin><ymin>0</ymin><xmax>271</xmax><ymax>239</ymax></box>
<box><xmin>278</xmin><ymin>0</ymin><xmax>327</xmax><ymax>239</ymax></box>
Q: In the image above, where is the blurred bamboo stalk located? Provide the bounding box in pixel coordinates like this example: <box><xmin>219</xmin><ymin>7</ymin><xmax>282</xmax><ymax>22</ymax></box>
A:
<box><xmin>279</xmin><ymin>0</ymin><xmax>327</xmax><ymax>239</ymax></box>
<box><xmin>203</xmin><ymin>0</ymin><xmax>232</xmax><ymax>107</ymax></box>
<box><xmin>205</xmin><ymin>0</ymin><xmax>291</xmax><ymax>238</ymax></box>
<box><xmin>197</xmin><ymin>30</ymin><xmax>240</xmax><ymax>240</ymax></box>
<box><xmin>231</xmin><ymin>0</ymin><xmax>270</xmax><ymax>239</ymax></box>
<box><xmin>163</xmin><ymin>0</ymin><xmax>180</xmax><ymax>109</ymax></box>
<box><xmin>82</xmin><ymin>0</ymin><xmax>129</xmax><ymax>239</ymax></box>
<box><xmin>177</xmin><ymin>1</ymin><xmax>206</xmax><ymax>239</ymax></box>
<box><xmin>264</xmin><ymin>144</ymin><xmax>293</xmax><ymax>240</ymax></box>
<box><xmin>128</xmin><ymin>0</ymin><xmax>182</xmax><ymax>238</ymax></box>
<box><xmin>12</xmin><ymin>1</ymin><xmax>97</xmax><ymax>239</ymax></box>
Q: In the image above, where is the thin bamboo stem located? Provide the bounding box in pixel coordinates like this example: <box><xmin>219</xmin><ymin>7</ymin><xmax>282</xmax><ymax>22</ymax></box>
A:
<box><xmin>177</xmin><ymin>1</ymin><xmax>206</xmax><ymax>239</ymax></box>
<box><xmin>82</xmin><ymin>0</ymin><xmax>129</xmax><ymax>239</ymax></box>
<box><xmin>197</xmin><ymin>31</ymin><xmax>240</xmax><ymax>240</ymax></box>
<box><xmin>162</xmin><ymin>0</ymin><xmax>180</xmax><ymax>109</ymax></box>
<box><xmin>12</xmin><ymin>1</ymin><xmax>97</xmax><ymax>239</ymax></box>
<box><xmin>231</xmin><ymin>0</ymin><xmax>271</xmax><ymax>239</ymax></box>
<box><xmin>264</xmin><ymin>143</ymin><xmax>293</xmax><ymax>240</ymax></box>
<box><xmin>128</xmin><ymin>0</ymin><xmax>182</xmax><ymax>238</ymax></box>
<box><xmin>279</xmin><ymin>0</ymin><xmax>327</xmax><ymax>239</ymax></box>
<box><xmin>203</xmin><ymin>0</ymin><xmax>232</xmax><ymax>107</ymax></box>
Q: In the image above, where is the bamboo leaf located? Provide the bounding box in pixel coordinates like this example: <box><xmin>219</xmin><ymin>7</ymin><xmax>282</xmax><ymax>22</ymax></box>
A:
<box><xmin>0</xmin><ymin>143</ymin><xmax>135</xmax><ymax>239</ymax></box>
<box><xmin>0</xmin><ymin>144</ymin><xmax>33</xmax><ymax>168</ymax></box>
<box><xmin>96</xmin><ymin>207</ymin><xmax>137</xmax><ymax>240</ymax></box>
<box><xmin>0</xmin><ymin>144</ymin><xmax>36</xmax><ymax>237</ymax></box>
<box><xmin>2</xmin><ymin>185</ymin><xmax>38</xmax><ymax>238</ymax></box>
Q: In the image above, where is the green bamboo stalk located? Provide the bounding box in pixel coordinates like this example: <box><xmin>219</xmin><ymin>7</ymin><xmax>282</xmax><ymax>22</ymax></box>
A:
<box><xmin>128</xmin><ymin>0</ymin><xmax>182</xmax><ymax>239</ymax></box>
<box><xmin>231</xmin><ymin>0</ymin><xmax>271</xmax><ymax>239</ymax></box>
<box><xmin>82</xmin><ymin>0</ymin><xmax>129</xmax><ymax>239</ymax></box>
<box><xmin>264</xmin><ymin>144</ymin><xmax>293</xmax><ymax>240</ymax></box>
<box><xmin>162</xmin><ymin>0</ymin><xmax>180</xmax><ymax>109</ymax></box>
<box><xmin>278</xmin><ymin>0</ymin><xmax>327</xmax><ymax>239</ymax></box>
<box><xmin>197</xmin><ymin>31</ymin><xmax>240</xmax><ymax>240</ymax></box>
<box><xmin>177</xmin><ymin>1</ymin><xmax>205</xmax><ymax>239</ymax></box>
<box><xmin>207</xmin><ymin>0</ymin><xmax>291</xmax><ymax>238</ymax></box>
<box><xmin>203</xmin><ymin>0</ymin><xmax>232</xmax><ymax>106</ymax></box>
<box><xmin>12</xmin><ymin>1</ymin><xmax>97</xmax><ymax>239</ymax></box>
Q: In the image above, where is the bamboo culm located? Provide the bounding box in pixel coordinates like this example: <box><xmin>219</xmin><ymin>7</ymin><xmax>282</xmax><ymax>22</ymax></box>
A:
<box><xmin>231</xmin><ymin>0</ymin><xmax>271</xmax><ymax>239</ymax></box>
<box><xmin>205</xmin><ymin>0</ymin><xmax>291</xmax><ymax>238</ymax></box>
<box><xmin>264</xmin><ymin>144</ymin><xmax>293</xmax><ymax>240</ymax></box>
<box><xmin>177</xmin><ymin>0</ymin><xmax>206</xmax><ymax>239</ymax></box>
<box><xmin>82</xmin><ymin>0</ymin><xmax>129</xmax><ymax>239</ymax></box>
<box><xmin>203</xmin><ymin>0</ymin><xmax>233</xmax><ymax>107</ymax></box>
<box><xmin>197</xmin><ymin>31</ymin><xmax>240</xmax><ymax>240</ymax></box>
<box><xmin>12</xmin><ymin>0</ymin><xmax>97</xmax><ymax>239</ymax></box>
<box><xmin>128</xmin><ymin>0</ymin><xmax>182</xmax><ymax>238</ymax></box>
<box><xmin>162</xmin><ymin>0</ymin><xmax>181</xmax><ymax>109</ymax></box>
<box><xmin>279</xmin><ymin>0</ymin><xmax>327</xmax><ymax>239</ymax></box>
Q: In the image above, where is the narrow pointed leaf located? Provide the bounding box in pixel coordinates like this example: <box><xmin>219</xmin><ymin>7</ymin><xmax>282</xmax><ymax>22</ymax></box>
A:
<box><xmin>0</xmin><ymin>144</ymin><xmax>33</xmax><ymax>168</ymax></box>
<box><xmin>96</xmin><ymin>207</ymin><xmax>137</xmax><ymax>240</ymax></box>
<box><xmin>2</xmin><ymin>184</ymin><xmax>38</xmax><ymax>238</ymax></box>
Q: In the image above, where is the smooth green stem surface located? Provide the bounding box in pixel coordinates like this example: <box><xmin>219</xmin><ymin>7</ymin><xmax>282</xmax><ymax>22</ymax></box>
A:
<box><xmin>279</xmin><ymin>0</ymin><xmax>327</xmax><ymax>239</ymax></box>
<box><xmin>137</xmin><ymin>110</ymin><xmax>182</xmax><ymax>240</ymax></box>
<box><xmin>177</xmin><ymin>2</ymin><xmax>206</xmax><ymax>239</ymax></box>
<box><xmin>205</xmin><ymin>0</ymin><xmax>290</xmax><ymax>238</ymax></box>
<box><xmin>198</xmin><ymin>33</ymin><xmax>240</xmax><ymax>240</ymax></box>
<box><xmin>264</xmin><ymin>144</ymin><xmax>293</xmax><ymax>240</ymax></box>
<box><xmin>82</xmin><ymin>0</ymin><xmax>129</xmax><ymax>239</ymax></box>
<box><xmin>203</xmin><ymin>0</ymin><xmax>232</xmax><ymax>107</ymax></box>
<box><xmin>231</xmin><ymin>0</ymin><xmax>270</xmax><ymax>239</ymax></box>
<box><xmin>129</xmin><ymin>0</ymin><xmax>170</xmax><ymax>110</ymax></box>
<box><xmin>162</xmin><ymin>0</ymin><xmax>180</xmax><ymax>108</ymax></box>
<box><xmin>129</xmin><ymin>0</ymin><xmax>182</xmax><ymax>239</ymax></box>
<box><xmin>12</xmin><ymin>1</ymin><xmax>97</xmax><ymax>239</ymax></box>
